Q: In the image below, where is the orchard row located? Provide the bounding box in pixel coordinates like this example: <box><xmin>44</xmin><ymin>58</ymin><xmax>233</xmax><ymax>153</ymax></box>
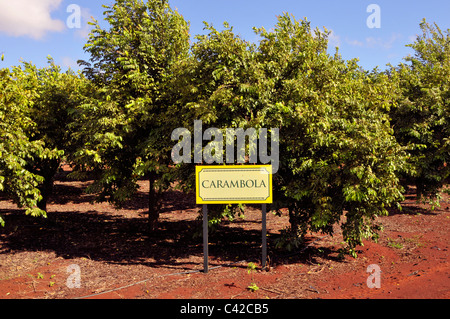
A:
<box><xmin>1</xmin><ymin>1</ymin><xmax>449</xmax><ymax>256</ymax></box>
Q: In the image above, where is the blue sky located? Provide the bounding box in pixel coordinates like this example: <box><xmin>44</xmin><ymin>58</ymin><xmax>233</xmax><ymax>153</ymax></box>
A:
<box><xmin>1</xmin><ymin>0</ymin><xmax>449</xmax><ymax>72</ymax></box>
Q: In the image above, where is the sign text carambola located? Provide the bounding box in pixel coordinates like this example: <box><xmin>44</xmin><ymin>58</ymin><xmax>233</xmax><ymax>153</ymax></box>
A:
<box><xmin>195</xmin><ymin>165</ymin><xmax>273</xmax><ymax>204</ymax></box>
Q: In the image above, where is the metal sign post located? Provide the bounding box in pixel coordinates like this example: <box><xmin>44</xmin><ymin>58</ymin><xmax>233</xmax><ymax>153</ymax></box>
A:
<box><xmin>262</xmin><ymin>204</ymin><xmax>267</xmax><ymax>269</ymax></box>
<box><xmin>203</xmin><ymin>204</ymin><xmax>209</xmax><ymax>273</ymax></box>
<box><xmin>202</xmin><ymin>204</ymin><xmax>267</xmax><ymax>273</ymax></box>
<box><xmin>196</xmin><ymin>165</ymin><xmax>273</xmax><ymax>273</ymax></box>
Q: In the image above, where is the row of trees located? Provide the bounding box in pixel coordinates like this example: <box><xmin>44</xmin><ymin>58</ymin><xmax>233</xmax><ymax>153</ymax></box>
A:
<box><xmin>1</xmin><ymin>0</ymin><xmax>449</xmax><ymax>256</ymax></box>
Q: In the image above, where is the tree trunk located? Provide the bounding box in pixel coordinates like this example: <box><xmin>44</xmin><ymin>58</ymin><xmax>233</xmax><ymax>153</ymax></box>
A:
<box><xmin>416</xmin><ymin>178</ymin><xmax>424</xmax><ymax>200</ymax></box>
<box><xmin>148</xmin><ymin>173</ymin><xmax>159</xmax><ymax>231</ymax></box>
<box><xmin>37</xmin><ymin>160</ymin><xmax>60</xmax><ymax>213</ymax></box>
<box><xmin>288</xmin><ymin>206</ymin><xmax>298</xmax><ymax>234</ymax></box>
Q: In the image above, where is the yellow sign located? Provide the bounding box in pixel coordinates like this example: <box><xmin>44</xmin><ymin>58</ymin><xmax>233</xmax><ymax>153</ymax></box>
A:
<box><xmin>195</xmin><ymin>165</ymin><xmax>273</xmax><ymax>204</ymax></box>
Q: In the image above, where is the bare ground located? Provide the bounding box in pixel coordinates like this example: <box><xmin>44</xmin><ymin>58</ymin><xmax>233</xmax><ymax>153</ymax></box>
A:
<box><xmin>0</xmin><ymin>173</ymin><xmax>448</xmax><ymax>299</ymax></box>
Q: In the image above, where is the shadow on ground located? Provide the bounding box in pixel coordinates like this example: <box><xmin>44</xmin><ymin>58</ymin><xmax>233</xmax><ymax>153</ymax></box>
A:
<box><xmin>0</xmin><ymin>181</ymin><xmax>345</xmax><ymax>270</ymax></box>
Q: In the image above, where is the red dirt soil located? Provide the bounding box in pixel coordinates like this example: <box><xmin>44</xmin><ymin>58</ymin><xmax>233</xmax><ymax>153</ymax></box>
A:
<box><xmin>0</xmin><ymin>171</ymin><xmax>448</xmax><ymax>299</ymax></box>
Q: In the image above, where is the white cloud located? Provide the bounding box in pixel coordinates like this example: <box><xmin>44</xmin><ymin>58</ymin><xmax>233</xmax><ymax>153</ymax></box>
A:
<box><xmin>345</xmin><ymin>38</ymin><xmax>364</xmax><ymax>47</ymax></box>
<box><xmin>328</xmin><ymin>29</ymin><xmax>341</xmax><ymax>48</ymax></box>
<box><xmin>73</xmin><ymin>7</ymin><xmax>95</xmax><ymax>40</ymax></box>
<box><xmin>346</xmin><ymin>33</ymin><xmax>403</xmax><ymax>50</ymax></box>
<box><xmin>61</xmin><ymin>56</ymin><xmax>78</xmax><ymax>69</ymax></box>
<box><xmin>408</xmin><ymin>35</ymin><xmax>417</xmax><ymax>43</ymax></box>
<box><xmin>0</xmin><ymin>0</ymin><xmax>65</xmax><ymax>40</ymax></box>
<box><xmin>366</xmin><ymin>33</ymin><xmax>402</xmax><ymax>50</ymax></box>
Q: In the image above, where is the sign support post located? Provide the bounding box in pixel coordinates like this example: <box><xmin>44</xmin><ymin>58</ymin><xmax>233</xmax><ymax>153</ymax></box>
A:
<box><xmin>203</xmin><ymin>204</ymin><xmax>209</xmax><ymax>273</ymax></box>
<box><xmin>262</xmin><ymin>204</ymin><xmax>267</xmax><ymax>270</ymax></box>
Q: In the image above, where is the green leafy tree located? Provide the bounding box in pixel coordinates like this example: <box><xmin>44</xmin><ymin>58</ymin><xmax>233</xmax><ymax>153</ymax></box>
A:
<box><xmin>21</xmin><ymin>59</ymin><xmax>88</xmax><ymax>212</ymax></box>
<box><xmin>169</xmin><ymin>21</ymin><xmax>258</xmax><ymax>228</ymax></box>
<box><xmin>75</xmin><ymin>0</ymin><xmax>190</xmax><ymax>229</ymax></box>
<box><xmin>0</xmin><ymin>59</ymin><xmax>54</xmax><ymax>225</ymax></box>
<box><xmin>173</xmin><ymin>14</ymin><xmax>407</xmax><ymax>255</ymax></box>
<box><xmin>0</xmin><ymin>57</ymin><xmax>87</xmax><ymax>225</ymax></box>
<box><xmin>390</xmin><ymin>19</ymin><xmax>450</xmax><ymax>204</ymax></box>
<box><xmin>252</xmin><ymin>15</ymin><xmax>407</xmax><ymax>255</ymax></box>
<box><xmin>254</xmin><ymin>15</ymin><xmax>406</xmax><ymax>255</ymax></box>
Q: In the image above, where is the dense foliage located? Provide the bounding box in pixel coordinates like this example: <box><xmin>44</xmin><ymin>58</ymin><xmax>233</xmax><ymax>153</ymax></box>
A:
<box><xmin>390</xmin><ymin>20</ymin><xmax>450</xmax><ymax>205</ymax></box>
<box><xmin>172</xmin><ymin>14</ymin><xmax>407</xmax><ymax>254</ymax></box>
<box><xmin>0</xmin><ymin>56</ymin><xmax>85</xmax><ymax>225</ymax></box>
<box><xmin>23</xmin><ymin>59</ymin><xmax>87</xmax><ymax>212</ymax></box>
<box><xmin>74</xmin><ymin>0</ymin><xmax>190</xmax><ymax>229</ymax></box>
<box><xmin>1</xmin><ymin>57</ymin><xmax>46</xmax><ymax>226</ymax></box>
<box><xmin>252</xmin><ymin>16</ymin><xmax>407</xmax><ymax>254</ymax></box>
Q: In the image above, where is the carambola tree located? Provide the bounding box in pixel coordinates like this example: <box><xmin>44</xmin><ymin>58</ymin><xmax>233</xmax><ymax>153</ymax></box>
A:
<box><xmin>171</xmin><ymin>14</ymin><xmax>408</xmax><ymax>255</ymax></box>
<box><xmin>390</xmin><ymin>19</ymin><xmax>450</xmax><ymax>205</ymax></box>
<box><xmin>74</xmin><ymin>0</ymin><xmax>190</xmax><ymax>230</ymax></box>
